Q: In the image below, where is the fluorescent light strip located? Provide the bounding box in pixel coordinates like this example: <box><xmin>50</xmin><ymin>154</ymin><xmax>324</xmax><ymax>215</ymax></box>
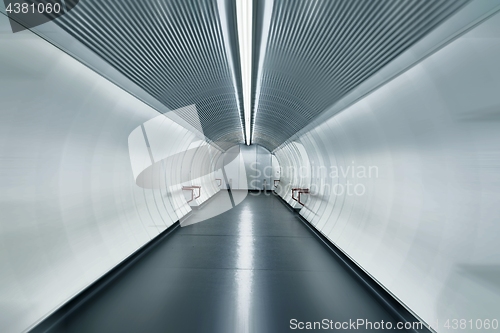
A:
<box><xmin>236</xmin><ymin>0</ymin><xmax>253</xmax><ymax>145</ymax></box>
<box><xmin>217</xmin><ymin>0</ymin><xmax>246</xmax><ymax>142</ymax></box>
<box><xmin>252</xmin><ymin>0</ymin><xmax>273</xmax><ymax>144</ymax></box>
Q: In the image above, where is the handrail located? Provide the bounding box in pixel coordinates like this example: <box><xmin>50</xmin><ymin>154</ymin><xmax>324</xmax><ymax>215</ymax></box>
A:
<box><xmin>182</xmin><ymin>186</ymin><xmax>201</xmax><ymax>203</ymax></box>
<box><xmin>291</xmin><ymin>188</ymin><xmax>309</xmax><ymax>206</ymax></box>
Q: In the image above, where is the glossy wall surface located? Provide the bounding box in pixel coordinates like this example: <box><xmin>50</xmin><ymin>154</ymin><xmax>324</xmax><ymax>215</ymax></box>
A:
<box><xmin>0</xmin><ymin>15</ymin><xmax>218</xmax><ymax>333</ymax></box>
<box><xmin>274</xmin><ymin>11</ymin><xmax>500</xmax><ymax>332</ymax></box>
<box><xmin>217</xmin><ymin>145</ymin><xmax>276</xmax><ymax>190</ymax></box>
<box><xmin>128</xmin><ymin>113</ymin><xmax>221</xmax><ymax>210</ymax></box>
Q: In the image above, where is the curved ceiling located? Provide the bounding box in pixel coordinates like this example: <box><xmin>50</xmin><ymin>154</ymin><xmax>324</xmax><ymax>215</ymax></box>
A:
<box><xmin>53</xmin><ymin>0</ymin><xmax>245</xmax><ymax>150</ymax></box>
<box><xmin>52</xmin><ymin>0</ymin><xmax>468</xmax><ymax>151</ymax></box>
<box><xmin>251</xmin><ymin>0</ymin><xmax>468</xmax><ymax>150</ymax></box>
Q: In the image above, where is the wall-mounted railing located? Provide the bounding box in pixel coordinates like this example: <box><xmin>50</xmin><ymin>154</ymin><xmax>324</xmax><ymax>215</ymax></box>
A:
<box><xmin>291</xmin><ymin>188</ymin><xmax>309</xmax><ymax>206</ymax></box>
<box><xmin>182</xmin><ymin>186</ymin><xmax>201</xmax><ymax>203</ymax></box>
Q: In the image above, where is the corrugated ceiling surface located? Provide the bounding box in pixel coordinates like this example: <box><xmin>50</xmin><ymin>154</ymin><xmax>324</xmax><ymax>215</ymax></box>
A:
<box><xmin>53</xmin><ymin>0</ymin><xmax>245</xmax><ymax>150</ymax></box>
<box><xmin>52</xmin><ymin>0</ymin><xmax>468</xmax><ymax>151</ymax></box>
<box><xmin>251</xmin><ymin>0</ymin><xmax>468</xmax><ymax>150</ymax></box>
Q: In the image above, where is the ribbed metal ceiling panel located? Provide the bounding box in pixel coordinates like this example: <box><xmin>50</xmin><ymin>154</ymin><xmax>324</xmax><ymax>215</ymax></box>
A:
<box><xmin>53</xmin><ymin>0</ymin><xmax>245</xmax><ymax>150</ymax></box>
<box><xmin>251</xmin><ymin>0</ymin><xmax>468</xmax><ymax>150</ymax></box>
<box><xmin>52</xmin><ymin>0</ymin><xmax>468</xmax><ymax>152</ymax></box>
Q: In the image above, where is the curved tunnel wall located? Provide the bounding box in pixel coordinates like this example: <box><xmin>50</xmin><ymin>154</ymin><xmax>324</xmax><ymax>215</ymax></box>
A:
<box><xmin>129</xmin><ymin>114</ymin><xmax>222</xmax><ymax>212</ymax></box>
<box><xmin>2</xmin><ymin>4</ymin><xmax>500</xmax><ymax>333</ymax></box>
<box><xmin>274</xmin><ymin>12</ymin><xmax>500</xmax><ymax>329</ymax></box>
<box><xmin>0</xmin><ymin>15</ymin><xmax>219</xmax><ymax>333</ymax></box>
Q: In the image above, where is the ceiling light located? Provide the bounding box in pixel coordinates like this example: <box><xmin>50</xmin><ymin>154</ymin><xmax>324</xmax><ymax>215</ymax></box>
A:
<box><xmin>251</xmin><ymin>0</ymin><xmax>273</xmax><ymax>144</ymax></box>
<box><xmin>236</xmin><ymin>0</ymin><xmax>253</xmax><ymax>145</ymax></box>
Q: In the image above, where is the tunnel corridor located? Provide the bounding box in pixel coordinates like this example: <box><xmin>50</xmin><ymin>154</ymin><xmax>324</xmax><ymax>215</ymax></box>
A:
<box><xmin>34</xmin><ymin>192</ymin><xmax>416</xmax><ymax>333</ymax></box>
<box><xmin>1</xmin><ymin>0</ymin><xmax>500</xmax><ymax>332</ymax></box>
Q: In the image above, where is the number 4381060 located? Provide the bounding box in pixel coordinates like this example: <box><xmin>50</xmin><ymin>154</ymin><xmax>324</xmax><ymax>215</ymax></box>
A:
<box><xmin>444</xmin><ymin>319</ymin><xmax>498</xmax><ymax>330</ymax></box>
<box><xmin>6</xmin><ymin>2</ymin><xmax>62</xmax><ymax>14</ymax></box>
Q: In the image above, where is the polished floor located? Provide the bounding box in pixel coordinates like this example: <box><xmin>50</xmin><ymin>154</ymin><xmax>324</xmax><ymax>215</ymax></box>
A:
<box><xmin>44</xmin><ymin>192</ymin><xmax>412</xmax><ymax>333</ymax></box>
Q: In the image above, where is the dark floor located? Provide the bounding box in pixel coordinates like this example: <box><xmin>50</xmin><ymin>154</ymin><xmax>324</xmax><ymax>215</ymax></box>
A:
<box><xmin>43</xmin><ymin>192</ymin><xmax>412</xmax><ymax>333</ymax></box>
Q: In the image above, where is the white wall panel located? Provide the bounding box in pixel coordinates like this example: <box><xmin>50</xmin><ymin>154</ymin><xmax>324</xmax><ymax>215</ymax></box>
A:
<box><xmin>274</xmin><ymin>12</ymin><xmax>500</xmax><ymax>332</ymax></box>
<box><xmin>0</xmin><ymin>15</ymin><xmax>217</xmax><ymax>333</ymax></box>
<box><xmin>221</xmin><ymin>145</ymin><xmax>275</xmax><ymax>190</ymax></box>
<box><xmin>129</xmin><ymin>119</ymin><xmax>222</xmax><ymax>213</ymax></box>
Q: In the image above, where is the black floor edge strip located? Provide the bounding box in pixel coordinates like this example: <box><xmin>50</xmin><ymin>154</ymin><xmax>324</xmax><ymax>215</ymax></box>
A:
<box><xmin>29</xmin><ymin>221</ymin><xmax>180</xmax><ymax>333</ymax></box>
<box><xmin>273</xmin><ymin>192</ymin><xmax>433</xmax><ymax>333</ymax></box>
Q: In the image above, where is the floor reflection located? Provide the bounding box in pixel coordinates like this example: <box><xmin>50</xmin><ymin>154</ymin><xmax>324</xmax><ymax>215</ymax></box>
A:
<box><xmin>236</xmin><ymin>205</ymin><xmax>254</xmax><ymax>333</ymax></box>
